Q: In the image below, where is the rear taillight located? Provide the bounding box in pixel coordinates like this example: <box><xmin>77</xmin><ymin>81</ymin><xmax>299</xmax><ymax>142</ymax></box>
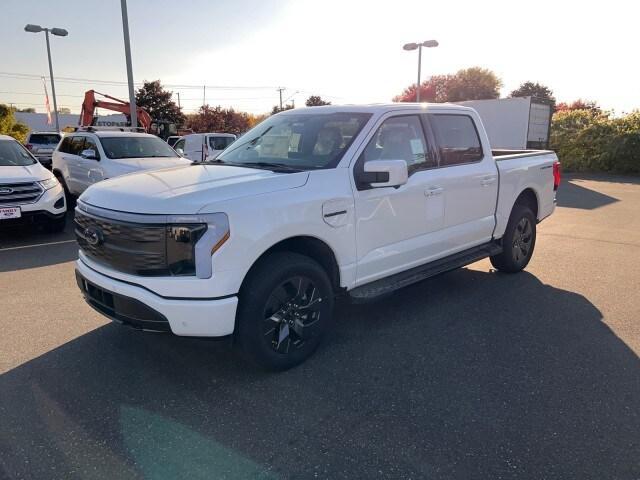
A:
<box><xmin>25</xmin><ymin>144</ymin><xmax>33</xmax><ymax>151</ymax></box>
<box><xmin>553</xmin><ymin>161</ymin><xmax>561</xmax><ymax>191</ymax></box>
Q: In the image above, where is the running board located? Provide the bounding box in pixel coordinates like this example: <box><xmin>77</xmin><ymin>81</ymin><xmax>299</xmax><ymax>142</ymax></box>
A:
<box><xmin>349</xmin><ymin>242</ymin><xmax>502</xmax><ymax>301</ymax></box>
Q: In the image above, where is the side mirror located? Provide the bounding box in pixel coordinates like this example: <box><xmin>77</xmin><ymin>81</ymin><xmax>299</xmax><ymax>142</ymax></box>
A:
<box><xmin>80</xmin><ymin>149</ymin><xmax>98</xmax><ymax>160</ymax></box>
<box><xmin>359</xmin><ymin>159</ymin><xmax>408</xmax><ymax>189</ymax></box>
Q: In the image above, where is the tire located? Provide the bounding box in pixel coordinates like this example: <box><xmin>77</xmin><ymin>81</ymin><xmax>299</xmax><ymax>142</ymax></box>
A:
<box><xmin>490</xmin><ymin>204</ymin><xmax>537</xmax><ymax>273</ymax></box>
<box><xmin>236</xmin><ymin>252</ymin><xmax>335</xmax><ymax>371</ymax></box>
<box><xmin>54</xmin><ymin>172</ymin><xmax>76</xmax><ymax>208</ymax></box>
<box><xmin>46</xmin><ymin>215</ymin><xmax>67</xmax><ymax>233</ymax></box>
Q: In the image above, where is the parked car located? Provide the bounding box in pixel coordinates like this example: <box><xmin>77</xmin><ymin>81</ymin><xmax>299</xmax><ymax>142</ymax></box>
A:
<box><xmin>24</xmin><ymin>131</ymin><xmax>62</xmax><ymax>169</ymax></box>
<box><xmin>0</xmin><ymin>134</ymin><xmax>66</xmax><ymax>231</ymax></box>
<box><xmin>173</xmin><ymin>133</ymin><xmax>236</xmax><ymax>161</ymax></box>
<box><xmin>52</xmin><ymin>128</ymin><xmax>192</xmax><ymax>198</ymax></box>
<box><xmin>73</xmin><ymin>104</ymin><xmax>560</xmax><ymax>370</ymax></box>
<box><xmin>166</xmin><ymin>135</ymin><xmax>182</xmax><ymax>147</ymax></box>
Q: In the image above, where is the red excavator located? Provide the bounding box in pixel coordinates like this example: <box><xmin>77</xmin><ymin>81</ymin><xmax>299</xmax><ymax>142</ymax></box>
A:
<box><xmin>80</xmin><ymin>90</ymin><xmax>153</xmax><ymax>130</ymax></box>
<box><xmin>79</xmin><ymin>90</ymin><xmax>190</xmax><ymax>140</ymax></box>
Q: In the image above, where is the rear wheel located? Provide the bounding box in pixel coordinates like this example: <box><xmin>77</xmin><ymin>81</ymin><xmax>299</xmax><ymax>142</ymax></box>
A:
<box><xmin>236</xmin><ymin>252</ymin><xmax>334</xmax><ymax>370</ymax></box>
<box><xmin>490</xmin><ymin>204</ymin><xmax>537</xmax><ymax>273</ymax></box>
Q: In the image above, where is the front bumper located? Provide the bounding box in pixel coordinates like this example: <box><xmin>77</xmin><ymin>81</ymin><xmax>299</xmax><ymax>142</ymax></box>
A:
<box><xmin>75</xmin><ymin>259</ymin><xmax>238</xmax><ymax>337</ymax></box>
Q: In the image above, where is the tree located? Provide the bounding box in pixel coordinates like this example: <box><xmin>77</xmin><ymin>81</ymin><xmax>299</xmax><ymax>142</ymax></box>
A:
<box><xmin>393</xmin><ymin>68</ymin><xmax>501</xmax><ymax>103</ymax></box>
<box><xmin>555</xmin><ymin>99</ymin><xmax>601</xmax><ymax>114</ymax></box>
<box><xmin>16</xmin><ymin>107</ymin><xmax>36</xmax><ymax>113</ymax></box>
<box><xmin>57</xmin><ymin>107</ymin><xmax>71</xmax><ymax>114</ymax></box>
<box><xmin>0</xmin><ymin>104</ymin><xmax>29</xmax><ymax>143</ymax></box>
<box><xmin>185</xmin><ymin>105</ymin><xmax>250</xmax><ymax>135</ymax></box>
<box><xmin>305</xmin><ymin>95</ymin><xmax>331</xmax><ymax>107</ymax></box>
<box><xmin>509</xmin><ymin>81</ymin><xmax>555</xmax><ymax>103</ymax></box>
<box><xmin>271</xmin><ymin>104</ymin><xmax>295</xmax><ymax>115</ymax></box>
<box><xmin>446</xmin><ymin>67</ymin><xmax>502</xmax><ymax>102</ymax></box>
<box><xmin>393</xmin><ymin>74</ymin><xmax>454</xmax><ymax>103</ymax></box>
<box><xmin>135</xmin><ymin>80</ymin><xmax>185</xmax><ymax>124</ymax></box>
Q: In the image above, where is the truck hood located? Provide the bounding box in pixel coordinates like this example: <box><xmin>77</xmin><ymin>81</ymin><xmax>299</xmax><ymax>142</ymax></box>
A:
<box><xmin>1</xmin><ymin>163</ymin><xmax>51</xmax><ymax>183</ymax></box>
<box><xmin>80</xmin><ymin>164</ymin><xmax>310</xmax><ymax>214</ymax></box>
<box><xmin>108</xmin><ymin>156</ymin><xmax>191</xmax><ymax>173</ymax></box>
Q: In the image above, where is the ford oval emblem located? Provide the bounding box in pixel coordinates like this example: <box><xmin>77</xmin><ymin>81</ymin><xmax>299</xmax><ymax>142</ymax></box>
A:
<box><xmin>81</xmin><ymin>227</ymin><xmax>104</xmax><ymax>246</ymax></box>
<box><xmin>0</xmin><ymin>187</ymin><xmax>14</xmax><ymax>195</ymax></box>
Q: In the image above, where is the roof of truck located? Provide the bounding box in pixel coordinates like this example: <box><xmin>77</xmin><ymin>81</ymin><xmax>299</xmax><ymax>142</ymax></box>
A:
<box><xmin>279</xmin><ymin>103</ymin><xmax>474</xmax><ymax>115</ymax></box>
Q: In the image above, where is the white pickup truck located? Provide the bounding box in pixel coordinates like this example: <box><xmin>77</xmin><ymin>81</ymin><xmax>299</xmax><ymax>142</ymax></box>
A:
<box><xmin>74</xmin><ymin>104</ymin><xmax>560</xmax><ymax>370</ymax></box>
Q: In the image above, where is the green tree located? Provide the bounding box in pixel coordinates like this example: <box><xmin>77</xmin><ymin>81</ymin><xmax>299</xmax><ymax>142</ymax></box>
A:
<box><xmin>135</xmin><ymin>80</ymin><xmax>185</xmax><ymax>124</ymax></box>
<box><xmin>509</xmin><ymin>81</ymin><xmax>555</xmax><ymax>103</ymax></box>
<box><xmin>305</xmin><ymin>95</ymin><xmax>331</xmax><ymax>107</ymax></box>
<box><xmin>446</xmin><ymin>67</ymin><xmax>502</xmax><ymax>102</ymax></box>
<box><xmin>0</xmin><ymin>104</ymin><xmax>29</xmax><ymax>142</ymax></box>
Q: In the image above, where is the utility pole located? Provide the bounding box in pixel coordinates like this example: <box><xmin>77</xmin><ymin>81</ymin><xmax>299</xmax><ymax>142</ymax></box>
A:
<box><xmin>203</xmin><ymin>85</ymin><xmax>206</xmax><ymax>107</ymax></box>
<box><xmin>176</xmin><ymin>92</ymin><xmax>181</xmax><ymax>109</ymax></box>
<box><xmin>120</xmin><ymin>0</ymin><xmax>137</xmax><ymax>128</ymax></box>
<box><xmin>277</xmin><ymin>87</ymin><xmax>285</xmax><ymax>110</ymax></box>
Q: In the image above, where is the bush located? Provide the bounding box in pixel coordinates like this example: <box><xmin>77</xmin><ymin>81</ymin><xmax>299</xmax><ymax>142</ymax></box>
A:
<box><xmin>550</xmin><ymin>109</ymin><xmax>640</xmax><ymax>174</ymax></box>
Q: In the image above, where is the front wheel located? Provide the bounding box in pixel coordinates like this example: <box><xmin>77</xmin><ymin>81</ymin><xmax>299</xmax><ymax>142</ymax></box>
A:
<box><xmin>236</xmin><ymin>252</ymin><xmax>335</xmax><ymax>370</ymax></box>
<box><xmin>490</xmin><ymin>204</ymin><xmax>537</xmax><ymax>273</ymax></box>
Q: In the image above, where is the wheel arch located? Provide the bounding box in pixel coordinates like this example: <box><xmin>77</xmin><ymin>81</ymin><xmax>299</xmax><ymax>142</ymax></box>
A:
<box><xmin>240</xmin><ymin>235</ymin><xmax>342</xmax><ymax>295</ymax></box>
<box><xmin>513</xmin><ymin>187</ymin><xmax>539</xmax><ymax>220</ymax></box>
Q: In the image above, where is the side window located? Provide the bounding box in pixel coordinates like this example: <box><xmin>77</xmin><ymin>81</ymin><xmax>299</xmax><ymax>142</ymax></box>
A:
<box><xmin>58</xmin><ymin>136</ymin><xmax>72</xmax><ymax>153</ymax></box>
<box><xmin>70</xmin><ymin>136</ymin><xmax>86</xmax><ymax>156</ymax></box>
<box><xmin>174</xmin><ymin>139</ymin><xmax>185</xmax><ymax>151</ymax></box>
<box><xmin>84</xmin><ymin>137</ymin><xmax>100</xmax><ymax>159</ymax></box>
<box><xmin>429</xmin><ymin>114</ymin><xmax>483</xmax><ymax>166</ymax></box>
<box><xmin>361</xmin><ymin>115</ymin><xmax>434</xmax><ymax>174</ymax></box>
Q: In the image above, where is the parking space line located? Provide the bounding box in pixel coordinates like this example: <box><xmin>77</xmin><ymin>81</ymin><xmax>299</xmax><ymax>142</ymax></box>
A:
<box><xmin>0</xmin><ymin>239</ymin><xmax>77</xmax><ymax>252</ymax></box>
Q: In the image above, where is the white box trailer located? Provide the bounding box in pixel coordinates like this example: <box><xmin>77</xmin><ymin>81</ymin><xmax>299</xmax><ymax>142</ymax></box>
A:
<box><xmin>456</xmin><ymin>97</ymin><xmax>552</xmax><ymax>150</ymax></box>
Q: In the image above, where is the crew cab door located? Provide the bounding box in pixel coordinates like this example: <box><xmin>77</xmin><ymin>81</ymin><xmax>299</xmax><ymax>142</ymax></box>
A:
<box><xmin>352</xmin><ymin>114</ymin><xmax>442</xmax><ymax>285</ymax></box>
<box><xmin>61</xmin><ymin>136</ymin><xmax>87</xmax><ymax>195</ymax></box>
<box><xmin>424</xmin><ymin>112</ymin><xmax>498</xmax><ymax>251</ymax></box>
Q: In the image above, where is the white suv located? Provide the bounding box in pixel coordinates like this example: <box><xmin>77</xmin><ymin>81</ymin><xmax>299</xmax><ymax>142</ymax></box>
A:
<box><xmin>25</xmin><ymin>131</ymin><xmax>62</xmax><ymax>169</ymax></box>
<box><xmin>0</xmin><ymin>135</ymin><xmax>66</xmax><ymax>231</ymax></box>
<box><xmin>52</xmin><ymin>129</ymin><xmax>191</xmax><ymax>197</ymax></box>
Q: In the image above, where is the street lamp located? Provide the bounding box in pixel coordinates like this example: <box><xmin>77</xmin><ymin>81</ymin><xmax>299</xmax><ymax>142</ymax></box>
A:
<box><xmin>24</xmin><ymin>24</ymin><xmax>68</xmax><ymax>132</ymax></box>
<box><xmin>403</xmin><ymin>39</ymin><xmax>438</xmax><ymax>102</ymax></box>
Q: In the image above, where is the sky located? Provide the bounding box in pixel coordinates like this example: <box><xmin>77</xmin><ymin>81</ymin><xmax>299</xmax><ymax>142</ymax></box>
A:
<box><xmin>1</xmin><ymin>0</ymin><xmax>638</xmax><ymax>115</ymax></box>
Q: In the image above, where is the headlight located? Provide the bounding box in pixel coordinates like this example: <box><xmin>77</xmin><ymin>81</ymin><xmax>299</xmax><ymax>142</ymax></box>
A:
<box><xmin>39</xmin><ymin>177</ymin><xmax>59</xmax><ymax>190</ymax></box>
<box><xmin>165</xmin><ymin>213</ymin><xmax>230</xmax><ymax>278</ymax></box>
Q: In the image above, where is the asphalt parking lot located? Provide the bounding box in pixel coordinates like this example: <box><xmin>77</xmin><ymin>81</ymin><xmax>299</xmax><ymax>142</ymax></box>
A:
<box><xmin>1</xmin><ymin>174</ymin><xmax>639</xmax><ymax>479</ymax></box>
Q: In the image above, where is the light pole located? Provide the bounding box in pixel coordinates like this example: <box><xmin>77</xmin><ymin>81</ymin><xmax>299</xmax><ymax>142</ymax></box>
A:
<box><xmin>403</xmin><ymin>40</ymin><xmax>438</xmax><ymax>102</ymax></box>
<box><xmin>24</xmin><ymin>24</ymin><xmax>68</xmax><ymax>132</ymax></box>
<box><xmin>120</xmin><ymin>0</ymin><xmax>137</xmax><ymax>129</ymax></box>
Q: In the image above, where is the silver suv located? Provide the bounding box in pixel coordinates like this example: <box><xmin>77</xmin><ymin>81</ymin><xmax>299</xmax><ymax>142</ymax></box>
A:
<box><xmin>25</xmin><ymin>132</ymin><xmax>62</xmax><ymax>168</ymax></box>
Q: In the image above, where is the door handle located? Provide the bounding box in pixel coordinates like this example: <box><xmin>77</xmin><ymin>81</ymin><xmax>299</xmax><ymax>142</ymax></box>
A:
<box><xmin>425</xmin><ymin>186</ymin><xmax>444</xmax><ymax>197</ymax></box>
<box><xmin>481</xmin><ymin>176</ymin><xmax>497</xmax><ymax>186</ymax></box>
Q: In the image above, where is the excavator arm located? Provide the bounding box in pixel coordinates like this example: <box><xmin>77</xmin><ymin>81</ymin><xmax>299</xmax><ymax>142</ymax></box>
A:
<box><xmin>80</xmin><ymin>90</ymin><xmax>152</xmax><ymax>130</ymax></box>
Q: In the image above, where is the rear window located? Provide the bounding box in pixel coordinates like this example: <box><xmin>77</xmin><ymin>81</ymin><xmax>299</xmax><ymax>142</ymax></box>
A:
<box><xmin>209</xmin><ymin>136</ymin><xmax>235</xmax><ymax>150</ymax></box>
<box><xmin>429</xmin><ymin>114</ymin><xmax>483</xmax><ymax>166</ymax></box>
<box><xmin>29</xmin><ymin>133</ymin><xmax>61</xmax><ymax>145</ymax></box>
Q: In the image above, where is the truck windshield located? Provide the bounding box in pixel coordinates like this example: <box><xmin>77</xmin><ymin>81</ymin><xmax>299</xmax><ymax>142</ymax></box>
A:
<box><xmin>0</xmin><ymin>139</ymin><xmax>37</xmax><ymax>166</ymax></box>
<box><xmin>216</xmin><ymin>112</ymin><xmax>372</xmax><ymax>170</ymax></box>
<box><xmin>100</xmin><ymin>136</ymin><xmax>180</xmax><ymax>159</ymax></box>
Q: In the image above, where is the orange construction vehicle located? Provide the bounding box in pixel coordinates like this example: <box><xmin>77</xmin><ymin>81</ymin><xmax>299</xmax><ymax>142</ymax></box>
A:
<box><xmin>79</xmin><ymin>90</ymin><xmax>189</xmax><ymax>140</ymax></box>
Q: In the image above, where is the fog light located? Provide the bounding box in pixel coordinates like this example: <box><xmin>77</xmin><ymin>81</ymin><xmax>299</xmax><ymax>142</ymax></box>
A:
<box><xmin>54</xmin><ymin>197</ymin><xmax>65</xmax><ymax>209</ymax></box>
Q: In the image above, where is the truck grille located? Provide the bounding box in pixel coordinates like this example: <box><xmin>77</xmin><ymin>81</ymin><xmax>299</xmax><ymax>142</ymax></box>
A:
<box><xmin>0</xmin><ymin>182</ymin><xmax>43</xmax><ymax>206</ymax></box>
<box><xmin>74</xmin><ymin>210</ymin><xmax>169</xmax><ymax>276</ymax></box>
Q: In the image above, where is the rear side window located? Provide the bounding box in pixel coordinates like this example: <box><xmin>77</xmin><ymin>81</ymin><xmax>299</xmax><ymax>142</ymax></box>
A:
<box><xmin>29</xmin><ymin>133</ymin><xmax>61</xmax><ymax>145</ymax></box>
<box><xmin>70</xmin><ymin>136</ymin><xmax>86</xmax><ymax>155</ymax></box>
<box><xmin>429</xmin><ymin>114</ymin><xmax>483</xmax><ymax>166</ymax></box>
<box><xmin>209</xmin><ymin>136</ymin><xmax>234</xmax><ymax>150</ymax></box>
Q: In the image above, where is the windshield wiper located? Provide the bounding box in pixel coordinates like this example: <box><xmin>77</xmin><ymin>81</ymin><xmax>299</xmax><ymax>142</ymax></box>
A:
<box><xmin>234</xmin><ymin>161</ymin><xmax>303</xmax><ymax>172</ymax></box>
